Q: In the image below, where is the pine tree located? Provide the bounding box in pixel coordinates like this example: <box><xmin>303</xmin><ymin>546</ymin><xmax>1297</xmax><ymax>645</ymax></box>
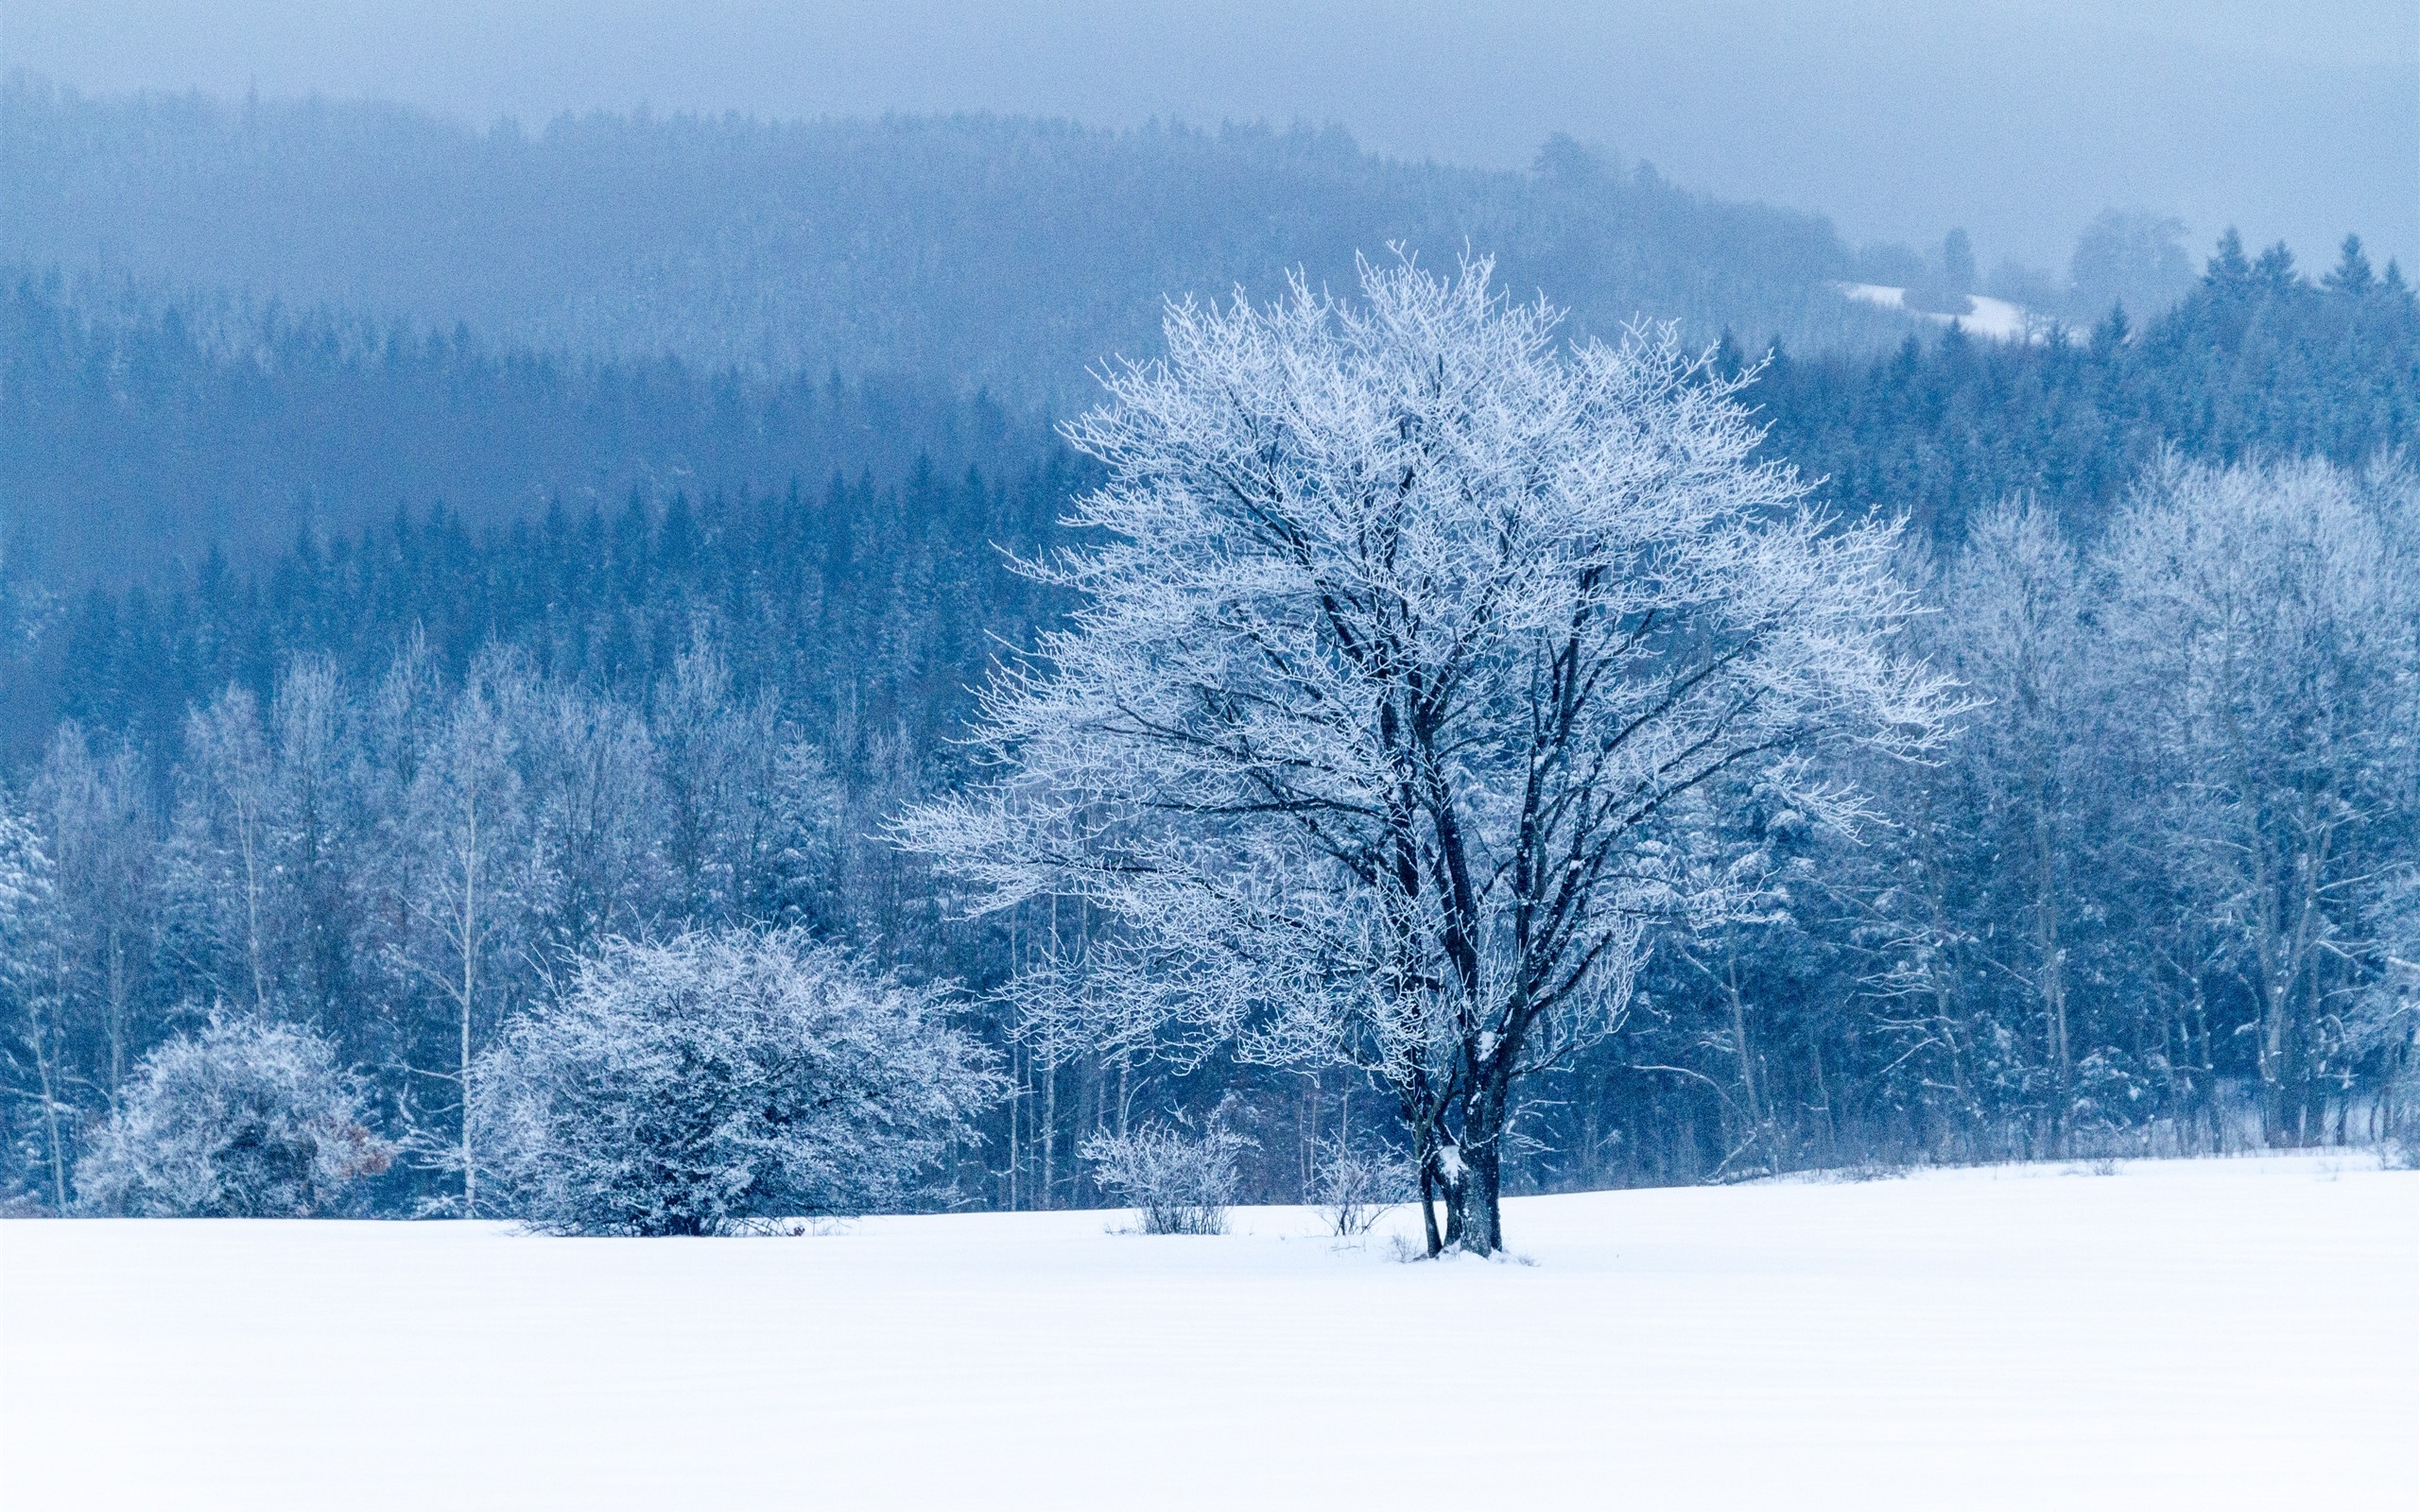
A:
<box><xmin>2324</xmin><ymin>234</ymin><xmax>2376</xmax><ymax>296</ymax></box>
<box><xmin>2204</xmin><ymin>228</ymin><xmax>2253</xmax><ymax>289</ymax></box>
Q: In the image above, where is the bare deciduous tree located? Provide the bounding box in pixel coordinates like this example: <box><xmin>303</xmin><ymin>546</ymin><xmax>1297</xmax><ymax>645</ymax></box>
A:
<box><xmin>392</xmin><ymin>655</ymin><xmax>531</xmax><ymax>1215</ymax></box>
<box><xmin>902</xmin><ymin>256</ymin><xmax>1957</xmax><ymax>1252</ymax></box>
<box><xmin>0</xmin><ymin>789</ymin><xmax>73</xmax><ymax>1209</ymax></box>
<box><xmin>2103</xmin><ymin>457</ymin><xmax>2420</xmax><ymax>1142</ymax></box>
<box><xmin>165</xmin><ymin>687</ymin><xmax>279</xmax><ymax>1016</ymax></box>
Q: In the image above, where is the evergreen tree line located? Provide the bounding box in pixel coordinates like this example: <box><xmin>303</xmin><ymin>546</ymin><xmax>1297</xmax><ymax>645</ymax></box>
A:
<box><xmin>1754</xmin><ymin>230</ymin><xmax>2419</xmax><ymax>541</ymax></box>
<box><xmin>1</xmin><ymin>237</ymin><xmax>2415</xmax><ymax>1213</ymax></box>
<box><xmin>0</xmin><ymin>270</ymin><xmax>1043</xmax><ymax>584</ymax></box>
<box><xmin>5</xmin><ymin>225</ymin><xmax>2408</xmax><ymax>605</ymax></box>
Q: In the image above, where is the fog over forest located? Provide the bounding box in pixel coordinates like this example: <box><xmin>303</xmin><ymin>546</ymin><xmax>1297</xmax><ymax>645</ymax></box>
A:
<box><xmin>12</xmin><ymin>0</ymin><xmax>2415</xmax><ymax>274</ymax></box>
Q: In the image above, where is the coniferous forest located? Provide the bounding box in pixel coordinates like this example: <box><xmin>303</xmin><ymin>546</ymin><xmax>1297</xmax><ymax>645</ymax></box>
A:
<box><xmin>3</xmin><ymin>83</ymin><xmax>2417</xmax><ymax>1222</ymax></box>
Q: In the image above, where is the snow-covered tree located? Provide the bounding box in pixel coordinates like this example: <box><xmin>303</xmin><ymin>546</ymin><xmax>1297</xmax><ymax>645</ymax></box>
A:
<box><xmin>1</xmin><ymin>786</ymin><xmax>76</xmax><ymax>1210</ymax></box>
<box><xmin>27</xmin><ymin>726</ymin><xmax>163</xmax><ymax>1113</ymax></box>
<box><xmin>265</xmin><ymin>658</ymin><xmax>373</xmax><ymax>1041</ymax></box>
<box><xmin>390</xmin><ymin>652</ymin><xmax>533</xmax><ymax>1214</ymax></box>
<box><xmin>901</xmin><ymin>256</ymin><xmax>1959</xmax><ymax>1251</ymax></box>
<box><xmin>518</xmin><ymin>679</ymin><xmax>662</xmax><ymax>961</ymax></box>
<box><xmin>1945</xmin><ymin>501</ymin><xmax>2093</xmax><ymax>1110</ymax></box>
<box><xmin>2357</xmin><ymin>868</ymin><xmax>2420</xmax><ymax>1135</ymax></box>
<box><xmin>75</xmin><ymin>1015</ymin><xmax>391</xmax><ymax>1217</ymax></box>
<box><xmin>2101</xmin><ymin>457</ymin><xmax>2420</xmax><ymax>1141</ymax></box>
<box><xmin>474</xmin><ymin>929</ymin><xmax>999</xmax><ymax>1235</ymax></box>
<box><xmin>162</xmin><ymin>686</ymin><xmax>280</xmax><ymax>1015</ymax></box>
<box><xmin>650</xmin><ymin>638</ymin><xmax>781</xmax><ymax>924</ymax></box>
<box><xmin>744</xmin><ymin>737</ymin><xmax>848</xmax><ymax>934</ymax></box>
<box><xmin>1866</xmin><ymin>498</ymin><xmax>2124</xmax><ymax>1150</ymax></box>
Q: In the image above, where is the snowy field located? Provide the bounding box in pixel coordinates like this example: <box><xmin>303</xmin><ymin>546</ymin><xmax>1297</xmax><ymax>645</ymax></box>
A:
<box><xmin>4</xmin><ymin>1155</ymin><xmax>2412</xmax><ymax>1510</ymax></box>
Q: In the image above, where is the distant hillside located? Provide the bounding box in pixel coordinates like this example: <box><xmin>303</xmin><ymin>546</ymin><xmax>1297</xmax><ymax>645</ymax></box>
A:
<box><xmin>1759</xmin><ymin>233</ymin><xmax>2420</xmax><ymax>541</ymax></box>
<box><xmin>10</xmin><ymin>228</ymin><xmax>2411</xmax><ymax>768</ymax></box>
<box><xmin>1</xmin><ymin>78</ymin><xmax>1910</xmax><ymax>395</ymax></box>
<box><xmin>0</xmin><ymin>272</ymin><xmax>1047</xmax><ymax>584</ymax></box>
<box><xmin>5</xmin><ymin>226</ymin><xmax>2411</xmax><ymax>605</ymax></box>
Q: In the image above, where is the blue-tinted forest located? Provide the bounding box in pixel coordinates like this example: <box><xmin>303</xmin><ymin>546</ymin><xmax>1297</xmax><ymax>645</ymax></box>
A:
<box><xmin>3</xmin><ymin>92</ymin><xmax>2416</xmax><ymax>1212</ymax></box>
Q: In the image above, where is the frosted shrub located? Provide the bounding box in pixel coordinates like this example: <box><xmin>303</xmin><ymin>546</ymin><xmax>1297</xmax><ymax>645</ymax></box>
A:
<box><xmin>77</xmin><ymin>1016</ymin><xmax>391</xmax><ymax>1217</ymax></box>
<box><xmin>1080</xmin><ymin>1120</ymin><xmax>1253</xmax><ymax>1235</ymax></box>
<box><xmin>475</xmin><ymin>929</ymin><xmax>998</xmax><ymax>1235</ymax></box>
<box><xmin>1312</xmin><ymin>1137</ymin><xmax>1416</xmax><ymax>1238</ymax></box>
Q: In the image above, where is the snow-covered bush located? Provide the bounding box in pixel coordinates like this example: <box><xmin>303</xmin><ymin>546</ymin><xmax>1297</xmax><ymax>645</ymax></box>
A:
<box><xmin>1080</xmin><ymin>1120</ymin><xmax>1254</xmax><ymax>1235</ymax></box>
<box><xmin>475</xmin><ymin>929</ymin><xmax>998</xmax><ymax>1235</ymax></box>
<box><xmin>76</xmin><ymin>1015</ymin><xmax>392</xmax><ymax>1217</ymax></box>
<box><xmin>1312</xmin><ymin>1137</ymin><xmax>1416</xmax><ymax>1238</ymax></box>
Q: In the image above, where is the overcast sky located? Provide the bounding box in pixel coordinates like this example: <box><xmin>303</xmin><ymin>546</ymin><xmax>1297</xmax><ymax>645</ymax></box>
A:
<box><xmin>9</xmin><ymin>0</ymin><xmax>2415</xmax><ymax>273</ymax></box>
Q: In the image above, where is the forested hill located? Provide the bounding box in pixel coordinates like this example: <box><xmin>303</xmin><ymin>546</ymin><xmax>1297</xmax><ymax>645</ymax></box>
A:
<box><xmin>1</xmin><ymin>79</ymin><xmax>1905</xmax><ymax>391</ymax></box>
<box><xmin>0</xmin><ymin>275</ymin><xmax>1046</xmax><ymax>582</ymax></box>
<box><xmin>1757</xmin><ymin>232</ymin><xmax>2420</xmax><ymax>541</ymax></box>
<box><xmin>5</xmin><ymin>230</ymin><xmax>2410</xmax><ymax>784</ymax></box>
<box><xmin>5</xmin><ymin>226</ymin><xmax>2409</xmax><ymax>604</ymax></box>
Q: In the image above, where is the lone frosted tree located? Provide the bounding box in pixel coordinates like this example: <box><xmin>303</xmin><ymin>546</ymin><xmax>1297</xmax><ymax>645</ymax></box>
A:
<box><xmin>902</xmin><ymin>256</ymin><xmax>1956</xmax><ymax>1253</ymax></box>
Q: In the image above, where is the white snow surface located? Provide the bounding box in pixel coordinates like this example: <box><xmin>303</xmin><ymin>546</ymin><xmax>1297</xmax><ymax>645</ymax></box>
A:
<box><xmin>5</xmin><ymin>1155</ymin><xmax>2413</xmax><ymax>1510</ymax></box>
<box><xmin>1841</xmin><ymin>281</ymin><xmax>2051</xmax><ymax>342</ymax></box>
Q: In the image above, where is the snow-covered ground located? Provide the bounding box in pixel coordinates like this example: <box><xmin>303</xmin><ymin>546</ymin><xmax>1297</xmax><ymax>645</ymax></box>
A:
<box><xmin>4</xmin><ymin>1155</ymin><xmax>2412</xmax><ymax>1510</ymax></box>
<box><xmin>1842</xmin><ymin>281</ymin><xmax>2053</xmax><ymax>342</ymax></box>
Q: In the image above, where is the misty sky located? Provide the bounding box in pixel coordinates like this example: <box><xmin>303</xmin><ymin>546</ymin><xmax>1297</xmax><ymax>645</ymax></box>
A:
<box><xmin>9</xmin><ymin>0</ymin><xmax>2416</xmax><ymax>274</ymax></box>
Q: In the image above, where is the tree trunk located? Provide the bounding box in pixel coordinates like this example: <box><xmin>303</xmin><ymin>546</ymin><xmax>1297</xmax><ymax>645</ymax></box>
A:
<box><xmin>1040</xmin><ymin>1057</ymin><xmax>1057</xmax><ymax>1210</ymax></box>
<box><xmin>1445</xmin><ymin>1073</ymin><xmax>1512</xmax><ymax>1254</ymax></box>
<box><xmin>2035</xmin><ymin>804</ymin><xmax>2071</xmax><ymax>1158</ymax></box>
<box><xmin>106</xmin><ymin>931</ymin><xmax>129</xmax><ymax>1110</ymax></box>
<box><xmin>460</xmin><ymin>805</ymin><xmax>478</xmax><ymax>1219</ymax></box>
<box><xmin>1007</xmin><ymin>1040</ymin><xmax>1021</xmax><ymax>1211</ymax></box>
<box><xmin>1414</xmin><ymin>1118</ymin><xmax>1444</xmax><ymax>1257</ymax></box>
<box><xmin>24</xmin><ymin>998</ymin><xmax>70</xmax><ymax>1211</ymax></box>
<box><xmin>1453</xmin><ymin>1142</ymin><xmax>1503</xmax><ymax>1254</ymax></box>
